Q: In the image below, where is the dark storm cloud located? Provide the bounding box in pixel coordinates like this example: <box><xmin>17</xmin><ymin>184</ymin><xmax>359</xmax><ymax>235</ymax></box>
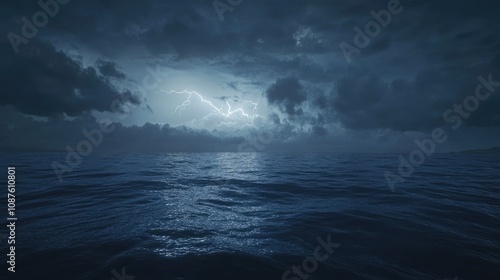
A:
<box><xmin>2</xmin><ymin>0</ymin><xmax>500</xmax><ymax>152</ymax></box>
<box><xmin>266</xmin><ymin>77</ymin><xmax>307</xmax><ymax>116</ymax></box>
<box><xmin>0</xmin><ymin>109</ymin><xmax>243</xmax><ymax>152</ymax></box>
<box><xmin>329</xmin><ymin>56</ymin><xmax>500</xmax><ymax>131</ymax></box>
<box><xmin>1</xmin><ymin>0</ymin><xmax>375</xmax><ymax>58</ymax></box>
<box><xmin>3</xmin><ymin>0</ymin><xmax>499</xmax><ymax>62</ymax></box>
<box><xmin>312</xmin><ymin>126</ymin><xmax>328</xmax><ymax>137</ymax></box>
<box><xmin>96</xmin><ymin>59</ymin><xmax>127</xmax><ymax>80</ymax></box>
<box><xmin>0</xmin><ymin>38</ymin><xmax>141</xmax><ymax>118</ymax></box>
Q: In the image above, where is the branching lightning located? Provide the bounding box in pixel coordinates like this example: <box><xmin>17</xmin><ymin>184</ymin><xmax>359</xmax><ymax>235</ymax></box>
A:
<box><xmin>159</xmin><ymin>90</ymin><xmax>258</xmax><ymax>120</ymax></box>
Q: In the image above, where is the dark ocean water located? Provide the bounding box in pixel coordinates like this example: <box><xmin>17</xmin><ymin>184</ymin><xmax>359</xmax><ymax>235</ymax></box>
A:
<box><xmin>1</xmin><ymin>153</ymin><xmax>499</xmax><ymax>280</ymax></box>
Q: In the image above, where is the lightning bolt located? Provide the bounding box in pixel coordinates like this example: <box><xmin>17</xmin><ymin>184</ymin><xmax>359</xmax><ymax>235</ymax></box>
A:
<box><xmin>159</xmin><ymin>90</ymin><xmax>258</xmax><ymax>120</ymax></box>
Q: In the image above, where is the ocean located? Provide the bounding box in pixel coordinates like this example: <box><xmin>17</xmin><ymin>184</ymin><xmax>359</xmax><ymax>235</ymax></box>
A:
<box><xmin>1</xmin><ymin>153</ymin><xmax>499</xmax><ymax>279</ymax></box>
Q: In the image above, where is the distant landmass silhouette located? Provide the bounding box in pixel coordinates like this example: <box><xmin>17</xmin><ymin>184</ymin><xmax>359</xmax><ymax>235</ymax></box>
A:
<box><xmin>457</xmin><ymin>146</ymin><xmax>500</xmax><ymax>154</ymax></box>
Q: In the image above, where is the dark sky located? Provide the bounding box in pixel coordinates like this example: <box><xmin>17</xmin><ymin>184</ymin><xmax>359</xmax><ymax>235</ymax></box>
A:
<box><xmin>1</xmin><ymin>0</ymin><xmax>500</xmax><ymax>153</ymax></box>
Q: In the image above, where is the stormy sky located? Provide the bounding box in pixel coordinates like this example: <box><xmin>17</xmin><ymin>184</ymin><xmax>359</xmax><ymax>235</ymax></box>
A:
<box><xmin>1</xmin><ymin>0</ymin><xmax>500</xmax><ymax>153</ymax></box>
